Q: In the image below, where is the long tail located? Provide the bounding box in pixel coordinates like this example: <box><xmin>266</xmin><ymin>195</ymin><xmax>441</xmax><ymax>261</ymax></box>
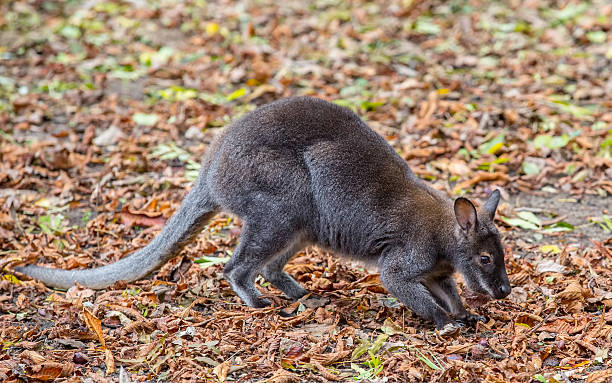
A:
<box><xmin>15</xmin><ymin>182</ymin><xmax>218</xmax><ymax>290</ymax></box>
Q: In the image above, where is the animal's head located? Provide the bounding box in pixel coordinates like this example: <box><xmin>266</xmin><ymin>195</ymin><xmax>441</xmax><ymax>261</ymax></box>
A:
<box><xmin>451</xmin><ymin>190</ymin><xmax>511</xmax><ymax>300</ymax></box>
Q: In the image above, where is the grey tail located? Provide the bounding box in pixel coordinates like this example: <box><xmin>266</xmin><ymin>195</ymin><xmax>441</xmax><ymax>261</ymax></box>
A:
<box><xmin>15</xmin><ymin>184</ymin><xmax>218</xmax><ymax>290</ymax></box>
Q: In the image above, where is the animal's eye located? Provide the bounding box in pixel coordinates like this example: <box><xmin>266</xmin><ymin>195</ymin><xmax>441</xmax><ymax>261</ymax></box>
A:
<box><xmin>480</xmin><ymin>254</ymin><xmax>492</xmax><ymax>264</ymax></box>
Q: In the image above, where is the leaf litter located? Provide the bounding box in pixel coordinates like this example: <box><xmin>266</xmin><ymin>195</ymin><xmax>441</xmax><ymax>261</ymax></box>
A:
<box><xmin>0</xmin><ymin>0</ymin><xmax>611</xmax><ymax>382</ymax></box>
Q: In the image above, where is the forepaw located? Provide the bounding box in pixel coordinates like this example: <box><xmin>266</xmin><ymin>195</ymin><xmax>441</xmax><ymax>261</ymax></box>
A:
<box><xmin>456</xmin><ymin>312</ymin><xmax>486</xmax><ymax>326</ymax></box>
<box><xmin>438</xmin><ymin>322</ymin><xmax>461</xmax><ymax>336</ymax></box>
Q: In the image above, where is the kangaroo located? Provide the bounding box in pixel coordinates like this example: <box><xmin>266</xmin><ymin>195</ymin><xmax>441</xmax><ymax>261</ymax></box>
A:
<box><xmin>16</xmin><ymin>96</ymin><xmax>511</xmax><ymax>331</ymax></box>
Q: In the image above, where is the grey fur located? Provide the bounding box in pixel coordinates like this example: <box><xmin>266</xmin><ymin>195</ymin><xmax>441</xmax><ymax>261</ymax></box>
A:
<box><xmin>16</xmin><ymin>96</ymin><xmax>511</xmax><ymax>328</ymax></box>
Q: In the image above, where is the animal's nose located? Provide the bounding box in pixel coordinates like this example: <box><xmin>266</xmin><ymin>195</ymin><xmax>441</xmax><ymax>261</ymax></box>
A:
<box><xmin>499</xmin><ymin>284</ymin><xmax>511</xmax><ymax>298</ymax></box>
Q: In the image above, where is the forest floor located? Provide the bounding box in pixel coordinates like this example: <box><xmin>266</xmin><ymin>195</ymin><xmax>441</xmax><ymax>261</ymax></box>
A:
<box><xmin>0</xmin><ymin>0</ymin><xmax>611</xmax><ymax>382</ymax></box>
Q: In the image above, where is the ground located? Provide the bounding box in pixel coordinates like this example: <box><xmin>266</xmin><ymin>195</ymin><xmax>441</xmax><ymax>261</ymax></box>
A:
<box><xmin>0</xmin><ymin>0</ymin><xmax>611</xmax><ymax>382</ymax></box>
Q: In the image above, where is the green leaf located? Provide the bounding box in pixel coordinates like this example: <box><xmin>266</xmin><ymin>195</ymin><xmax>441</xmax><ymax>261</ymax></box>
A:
<box><xmin>586</xmin><ymin>31</ymin><xmax>606</xmax><ymax>44</ymax></box>
<box><xmin>413</xmin><ymin>17</ymin><xmax>440</xmax><ymax>35</ymax></box>
<box><xmin>541</xmin><ymin>222</ymin><xmax>573</xmax><ymax>233</ymax></box>
<box><xmin>546</xmin><ymin>3</ymin><xmax>588</xmax><ymax>23</ymax></box>
<box><xmin>517</xmin><ymin>211</ymin><xmax>541</xmax><ymax>226</ymax></box>
<box><xmin>597</xmin><ymin>132</ymin><xmax>612</xmax><ymax>158</ymax></box>
<box><xmin>571</xmin><ymin>169</ymin><xmax>589</xmax><ymax>182</ymax></box>
<box><xmin>415</xmin><ymin>350</ymin><xmax>441</xmax><ymax>370</ymax></box>
<box><xmin>226</xmin><ymin>87</ymin><xmax>246</xmax><ymax>101</ymax></box>
<box><xmin>38</xmin><ymin>214</ymin><xmax>66</xmax><ymax>235</ymax></box>
<box><xmin>280</xmin><ymin>360</ymin><xmax>295</xmax><ymax>370</ymax></box>
<box><xmin>360</xmin><ymin>100</ymin><xmax>384</xmax><ymax>111</ymax></box>
<box><xmin>2</xmin><ymin>274</ymin><xmax>22</xmax><ymax>284</ymax></box>
<box><xmin>111</xmin><ymin>65</ymin><xmax>145</xmax><ymax>80</ymax></box>
<box><xmin>533</xmin><ymin>374</ymin><xmax>547</xmax><ymax>383</ymax></box>
<box><xmin>140</xmin><ymin>46</ymin><xmax>174</xmax><ymax>67</ymax></box>
<box><xmin>340</xmin><ymin>78</ymin><xmax>370</xmax><ymax>97</ymax></box>
<box><xmin>199</xmin><ymin>92</ymin><xmax>227</xmax><ymax>105</ymax></box>
<box><xmin>590</xmin><ymin>215</ymin><xmax>612</xmax><ymax>233</ymax></box>
<box><xmin>194</xmin><ymin>256</ymin><xmax>230</xmax><ymax>267</ymax></box>
<box><xmin>352</xmin><ymin>340</ymin><xmax>371</xmax><ymax>360</ymax></box>
<box><xmin>133</xmin><ymin>113</ymin><xmax>159</xmax><ymax>126</ymax></box>
<box><xmin>185</xmin><ymin>160</ymin><xmax>202</xmax><ymax>182</ymax></box>
<box><xmin>501</xmin><ymin>216</ymin><xmax>539</xmax><ymax>230</ymax></box>
<box><xmin>333</xmin><ymin>99</ymin><xmax>357</xmax><ymax>111</ymax></box>
<box><xmin>592</xmin><ymin>121</ymin><xmax>608</xmax><ymax>131</ymax></box>
<box><xmin>151</xmin><ymin>142</ymin><xmax>194</xmax><ymax>162</ymax></box>
<box><xmin>381</xmin><ymin>318</ymin><xmax>405</xmax><ymax>336</ymax></box>
<box><xmin>533</xmin><ymin>134</ymin><xmax>570</xmax><ymax>150</ymax></box>
<box><xmin>479</xmin><ymin>134</ymin><xmax>505</xmax><ymax>155</ymax></box>
<box><xmin>549</xmin><ymin>135</ymin><xmax>571</xmax><ymax>148</ymax></box>
<box><xmin>549</xmin><ymin>99</ymin><xmax>597</xmax><ymax>119</ymax></box>
<box><xmin>156</xmin><ymin>86</ymin><xmax>198</xmax><ymax>102</ymax></box>
<box><xmin>351</xmin><ymin>363</ymin><xmax>370</xmax><ymax>380</ymax></box>
<box><xmin>540</xmin><ymin>245</ymin><xmax>561</xmax><ymax>254</ymax></box>
<box><xmin>522</xmin><ymin>161</ymin><xmax>540</xmax><ymax>175</ymax></box>
<box><xmin>60</xmin><ymin>25</ymin><xmax>81</xmax><ymax>39</ymax></box>
<box><xmin>370</xmin><ymin>334</ymin><xmax>388</xmax><ymax>354</ymax></box>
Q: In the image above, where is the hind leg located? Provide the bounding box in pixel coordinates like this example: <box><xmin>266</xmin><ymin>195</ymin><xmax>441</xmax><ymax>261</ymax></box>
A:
<box><xmin>223</xmin><ymin>221</ymin><xmax>300</xmax><ymax>308</ymax></box>
<box><xmin>261</xmin><ymin>242</ymin><xmax>308</xmax><ymax>300</ymax></box>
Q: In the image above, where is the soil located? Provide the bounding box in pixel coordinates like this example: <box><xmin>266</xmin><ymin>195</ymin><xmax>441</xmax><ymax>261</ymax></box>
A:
<box><xmin>507</xmin><ymin>192</ymin><xmax>610</xmax><ymax>246</ymax></box>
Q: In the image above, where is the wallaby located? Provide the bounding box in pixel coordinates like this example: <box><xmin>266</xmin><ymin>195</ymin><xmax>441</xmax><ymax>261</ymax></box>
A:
<box><xmin>16</xmin><ymin>96</ymin><xmax>511</xmax><ymax>331</ymax></box>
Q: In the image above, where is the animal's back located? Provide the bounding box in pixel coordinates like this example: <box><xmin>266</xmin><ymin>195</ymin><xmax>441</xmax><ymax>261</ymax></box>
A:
<box><xmin>205</xmin><ymin>97</ymin><xmax>421</xmax><ymax>256</ymax></box>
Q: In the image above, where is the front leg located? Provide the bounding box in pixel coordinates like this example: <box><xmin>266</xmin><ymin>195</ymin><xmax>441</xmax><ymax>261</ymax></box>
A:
<box><xmin>379</xmin><ymin>252</ymin><xmax>454</xmax><ymax>329</ymax></box>
<box><xmin>430</xmin><ymin>277</ymin><xmax>486</xmax><ymax>325</ymax></box>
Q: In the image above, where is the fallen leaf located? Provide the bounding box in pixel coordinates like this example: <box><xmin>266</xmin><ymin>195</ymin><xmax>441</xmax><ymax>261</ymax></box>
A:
<box><xmin>93</xmin><ymin>125</ymin><xmax>125</xmax><ymax>146</ymax></box>
<box><xmin>26</xmin><ymin>362</ymin><xmax>73</xmax><ymax>381</ymax></box>
<box><xmin>453</xmin><ymin>171</ymin><xmax>509</xmax><ymax>193</ymax></box>
<box><xmin>587</xmin><ymin>369</ymin><xmax>612</xmax><ymax>383</ymax></box>
<box><xmin>264</xmin><ymin>369</ymin><xmax>300</xmax><ymax>383</ymax></box>
<box><xmin>535</xmin><ymin>259</ymin><xmax>567</xmax><ymax>274</ymax></box>
<box><xmin>119</xmin><ymin>206</ymin><xmax>166</xmax><ymax>228</ymax></box>
<box><xmin>83</xmin><ymin>308</ymin><xmax>106</xmax><ymax>349</ymax></box>
<box><xmin>213</xmin><ymin>360</ymin><xmax>230</xmax><ymax>382</ymax></box>
<box><xmin>105</xmin><ymin>348</ymin><xmax>115</xmax><ymax>375</ymax></box>
<box><xmin>132</xmin><ymin>113</ymin><xmax>159</xmax><ymax>126</ymax></box>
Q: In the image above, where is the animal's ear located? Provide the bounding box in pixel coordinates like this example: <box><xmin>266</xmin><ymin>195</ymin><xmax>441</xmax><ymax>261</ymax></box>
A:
<box><xmin>482</xmin><ymin>189</ymin><xmax>501</xmax><ymax>220</ymax></box>
<box><xmin>454</xmin><ymin>197</ymin><xmax>477</xmax><ymax>232</ymax></box>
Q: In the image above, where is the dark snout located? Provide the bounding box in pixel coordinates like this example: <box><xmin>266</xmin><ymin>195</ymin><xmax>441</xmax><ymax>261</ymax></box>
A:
<box><xmin>494</xmin><ymin>283</ymin><xmax>511</xmax><ymax>299</ymax></box>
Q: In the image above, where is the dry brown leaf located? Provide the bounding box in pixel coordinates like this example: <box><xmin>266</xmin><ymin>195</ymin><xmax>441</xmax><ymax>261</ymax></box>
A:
<box><xmin>263</xmin><ymin>369</ymin><xmax>300</xmax><ymax>383</ymax></box>
<box><xmin>20</xmin><ymin>350</ymin><xmax>46</xmax><ymax>364</ymax></box>
<box><xmin>539</xmin><ymin>318</ymin><xmax>589</xmax><ymax>335</ymax></box>
<box><xmin>557</xmin><ymin>281</ymin><xmax>588</xmax><ymax>301</ymax></box>
<box><xmin>556</xmin><ymin>280</ymin><xmax>590</xmax><ymax>312</ymax></box>
<box><xmin>3</xmin><ymin>1</ymin><xmax>612</xmax><ymax>382</ymax></box>
<box><xmin>404</xmin><ymin>146</ymin><xmax>447</xmax><ymax>160</ymax></box>
<box><xmin>312</xmin><ymin>277</ymin><xmax>332</xmax><ymax>290</ymax></box>
<box><xmin>312</xmin><ymin>360</ymin><xmax>342</xmax><ymax>381</ymax></box>
<box><xmin>83</xmin><ymin>308</ymin><xmax>106</xmax><ymax>349</ymax></box>
<box><xmin>119</xmin><ymin>205</ymin><xmax>166</xmax><ymax>228</ymax></box>
<box><xmin>105</xmin><ymin>348</ymin><xmax>115</xmax><ymax>375</ymax></box>
<box><xmin>509</xmin><ymin>270</ymin><xmax>530</xmax><ymax>285</ymax></box>
<box><xmin>246</xmin><ymin>84</ymin><xmax>277</xmax><ymax>102</ymax></box>
<box><xmin>586</xmin><ymin>369</ymin><xmax>612</xmax><ymax>383</ymax></box>
<box><xmin>26</xmin><ymin>362</ymin><xmax>73</xmax><ymax>381</ymax></box>
<box><xmin>310</xmin><ymin>348</ymin><xmax>351</xmax><ymax>366</ymax></box>
<box><xmin>445</xmin><ymin>343</ymin><xmax>475</xmax><ymax>354</ymax></box>
<box><xmin>453</xmin><ymin>172</ymin><xmax>509</xmax><ymax>193</ymax></box>
<box><xmin>213</xmin><ymin>360</ymin><xmax>230</xmax><ymax>382</ymax></box>
<box><xmin>284</xmin><ymin>263</ymin><xmax>315</xmax><ymax>274</ymax></box>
